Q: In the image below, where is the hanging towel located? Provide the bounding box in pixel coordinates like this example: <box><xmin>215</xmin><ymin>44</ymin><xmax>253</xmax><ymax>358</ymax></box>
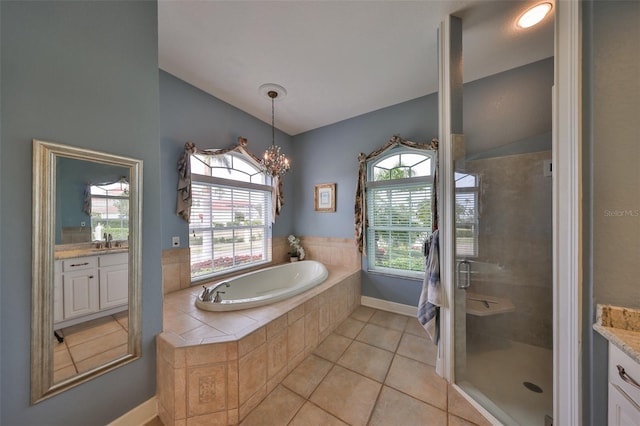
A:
<box><xmin>418</xmin><ymin>229</ymin><xmax>441</xmax><ymax>344</ymax></box>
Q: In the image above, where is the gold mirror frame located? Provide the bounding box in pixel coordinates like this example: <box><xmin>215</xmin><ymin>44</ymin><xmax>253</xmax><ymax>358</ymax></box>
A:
<box><xmin>31</xmin><ymin>140</ymin><xmax>142</xmax><ymax>404</ymax></box>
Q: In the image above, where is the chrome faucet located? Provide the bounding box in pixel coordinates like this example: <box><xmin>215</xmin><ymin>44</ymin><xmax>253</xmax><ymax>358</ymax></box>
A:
<box><xmin>200</xmin><ymin>281</ymin><xmax>230</xmax><ymax>302</ymax></box>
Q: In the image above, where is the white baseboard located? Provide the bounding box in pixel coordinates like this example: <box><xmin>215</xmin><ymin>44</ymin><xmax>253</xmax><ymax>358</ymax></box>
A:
<box><xmin>107</xmin><ymin>396</ymin><xmax>157</xmax><ymax>426</ymax></box>
<box><xmin>361</xmin><ymin>296</ymin><xmax>417</xmax><ymax>317</ymax></box>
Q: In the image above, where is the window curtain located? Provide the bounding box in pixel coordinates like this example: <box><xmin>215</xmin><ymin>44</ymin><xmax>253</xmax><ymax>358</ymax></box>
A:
<box><xmin>82</xmin><ymin>176</ymin><xmax>129</xmax><ymax>215</ymax></box>
<box><xmin>354</xmin><ymin>135</ymin><xmax>439</xmax><ymax>254</ymax></box>
<box><xmin>176</xmin><ymin>137</ymin><xmax>284</xmax><ymax>223</ymax></box>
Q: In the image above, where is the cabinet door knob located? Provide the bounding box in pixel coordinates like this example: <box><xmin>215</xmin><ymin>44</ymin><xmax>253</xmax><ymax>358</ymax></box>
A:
<box><xmin>89</xmin><ymin>275</ymin><xmax>94</xmax><ymax>279</ymax></box>
<box><xmin>617</xmin><ymin>365</ymin><xmax>640</xmax><ymax>390</ymax></box>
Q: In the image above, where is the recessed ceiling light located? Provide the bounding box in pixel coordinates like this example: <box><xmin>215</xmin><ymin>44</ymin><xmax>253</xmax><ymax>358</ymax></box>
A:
<box><xmin>517</xmin><ymin>2</ymin><xmax>553</xmax><ymax>29</ymax></box>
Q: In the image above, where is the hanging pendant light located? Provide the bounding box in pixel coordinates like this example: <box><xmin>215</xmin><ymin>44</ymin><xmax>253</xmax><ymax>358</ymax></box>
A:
<box><xmin>260</xmin><ymin>84</ymin><xmax>290</xmax><ymax>177</ymax></box>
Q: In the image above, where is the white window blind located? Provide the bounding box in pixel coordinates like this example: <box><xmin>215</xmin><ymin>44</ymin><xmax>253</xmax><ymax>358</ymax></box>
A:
<box><xmin>366</xmin><ymin>180</ymin><xmax>432</xmax><ymax>276</ymax></box>
<box><xmin>190</xmin><ymin>176</ymin><xmax>271</xmax><ymax>280</ymax></box>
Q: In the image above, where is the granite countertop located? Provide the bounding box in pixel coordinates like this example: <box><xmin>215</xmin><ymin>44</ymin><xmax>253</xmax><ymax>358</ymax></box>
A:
<box><xmin>55</xmin><ymin>243</ymin><xmax>128</xmax><ymax>260</ymax></box>
<box><xmin>594</xmin><ymin>304</ymin><xmax>640</xmax><ymax>364</ymax></box>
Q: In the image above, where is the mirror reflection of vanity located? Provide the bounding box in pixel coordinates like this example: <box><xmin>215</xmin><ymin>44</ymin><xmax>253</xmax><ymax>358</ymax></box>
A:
<box><xmin>31</xmin><ymin>140</ymin><xmax>142</xmax><ymax>404</ymax></box>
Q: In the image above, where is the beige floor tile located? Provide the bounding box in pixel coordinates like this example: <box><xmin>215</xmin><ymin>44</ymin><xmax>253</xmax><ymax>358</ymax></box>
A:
<box><xmin>385</xmin><ymin>354</ymin><xmax>447</xmax><ymax>410</ymax></box>
<box><xmin>350</xmin><ymin>305</ymin><xmax>376</xmax><ymax>322</ymax></box>
<box><xmin>312</xmin><ymin>333</ymin><xmax>352</xmax><ymax>362</ymax></box>
<box><xmin>68</xmin><ymin>328</ymin><xmax>128</xmax><ymax>362</ymax></box>
<box><xmin>404</xmin><ymin>317</ymin><xmax>428</xmax><ymax>336</ymax></box>
<box><xmin>76</xmin><ymin>343</ymin><xmax>128</xmax><ymax>373</ymax></box>
<box><xmin>239</xmin><ymin>385</ymin><xmax>304</xmax><ymax>426</ymax></box>
<box><xmin>355</xmin><ymin>323</ymin><xmax>402</xmax><ymax>352</ymax></box>
<box><xmin>448</xmin><ymin>384</ymin><xmax>494</xmax><ymax>426</ymax></box>
<box><xmin>369</xmin><ymin>385</ymin><xmax>448</xmax><ymax>426</ymax></box>
<box><xmin>310</xmin><ymin>365</ymin><xmax>381</xmax><ymax>425</ymax></box>
<box><xmin>288</xmin><ymin>402</ymin><xmax>348</xmax><ymax>426</ymax></box>
<box><xmin>113</xmin><ymin>310</ymin><xmax>129</xmax><ymax>330</ymax></box>
<box><xmin>397</xmin><ymin>332</ymin><xmax>438</xmax><ymax>366</ymax></box>
<box><xmin>282</xmin><ymin>354</ymin><xmax>333</xmax><ymax>398</ymax></box>
<box><xmin>333</xmin><ymin>317</ymin><xmax>366</xmax><ymax>339</ymax></box>
<box><xmin>369</xmin><ymin>310</ymin><xmax>409</xmax><ymax>331</ymax></box>
<box><xmin>63</xmin><ymin>316</ymin><xmax>123</xmax><ymax>347</ymax></box>
<box><xmin>448</xmin><ymin>413</ymin><xmax>482</xmax><ymax>426</ymax></box>
<box><xmin>53</xmin><ymin>344</ymin><xmax>73</xmax><ymax>369</ymax></box>
<box><xmin>337</xmin><ymin>341</ymin><xmax>393</xmax><ymax>383</ymax></box>
<box><xmin>53</xmin><ymin>364</ymin><xmax>77</xmax><ymax>383</ymax></box>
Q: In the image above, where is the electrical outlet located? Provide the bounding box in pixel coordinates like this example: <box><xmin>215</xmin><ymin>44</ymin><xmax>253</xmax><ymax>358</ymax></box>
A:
<box><xmin>80</xmin><ymin>221</ymin><xmax>86</xmax><ymax>227</ymax></box>
<box><xmin>172</xmin><ymin>236</ymin><xmax>180</xmax><ymax>247</ymax></box>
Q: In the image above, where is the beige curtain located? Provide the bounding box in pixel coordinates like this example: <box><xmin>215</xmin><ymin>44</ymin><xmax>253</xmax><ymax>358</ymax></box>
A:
<box><xmin>354</xmin><ymin>135</ymin><xmax>439</xmax><ymax>254</ymax></box>
<box><xmin>177</xmin><ymin>137</ymin><xmax>284</xmax><ymax>222</ymax></box>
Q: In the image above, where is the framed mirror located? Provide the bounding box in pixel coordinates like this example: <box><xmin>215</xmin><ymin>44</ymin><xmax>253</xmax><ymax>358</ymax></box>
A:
<box><xmin>31</xmin><ymin>139</ymin><xmax>142</xmax><ymax>404</ymax></box>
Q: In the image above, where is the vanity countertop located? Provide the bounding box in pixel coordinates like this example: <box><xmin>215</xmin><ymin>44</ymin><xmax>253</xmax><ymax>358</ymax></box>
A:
<box><xmin>594</xmin><ymin>304</ymin><xmax>640</xmax><ymax>364</ymax></box>
<box><xmin>55</xmin><ymin>245</ymin><xmax>128</xmax><ymax>260</ymax></box>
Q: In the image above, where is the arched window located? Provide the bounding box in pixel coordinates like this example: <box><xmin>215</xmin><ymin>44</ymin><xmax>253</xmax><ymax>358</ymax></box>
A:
<box><xmin>189</xmin><ymin>151</ymin><xmax>272</xmax><ymax>280</ymax></box>
<box><xmin>366</xmin><ymin>148</ymin><xmax>435</xmax><ymax>277</ymax></box>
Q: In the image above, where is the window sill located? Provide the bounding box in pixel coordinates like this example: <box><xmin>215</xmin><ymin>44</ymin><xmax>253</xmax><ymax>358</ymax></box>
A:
<box><xmin>365</xmin><ymin>269</ymin><xmax>424</xmax><ymax>281</ymax></box>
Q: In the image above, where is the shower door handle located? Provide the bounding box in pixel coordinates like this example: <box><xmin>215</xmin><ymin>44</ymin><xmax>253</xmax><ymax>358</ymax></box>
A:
<box><xmin>457</xmin><ymin>260</ymin><xmax>471</xmax><ymax>290</ymax></box>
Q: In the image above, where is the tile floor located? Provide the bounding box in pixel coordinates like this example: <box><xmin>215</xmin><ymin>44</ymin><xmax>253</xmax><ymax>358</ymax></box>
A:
<box><xmin>235</xmin><ymin>306</ymin><xmax>491</xmax><ymax>426</ymax></box>
<box><xmin>53</xmin><ymin>311</ymin><xmax>129</xmax><ymax>383</ymax></box>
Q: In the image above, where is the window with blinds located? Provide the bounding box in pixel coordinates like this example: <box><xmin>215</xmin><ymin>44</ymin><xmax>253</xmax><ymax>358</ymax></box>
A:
<box><xmin>366</xmin><ymin>149</ymin><xmax>434</xmax><ymax>277</ymax></box>
<box><xmin>455</xmin><ymin>172</ymin><xmax>479</xmax><ymax>257</ymax></box>
<box><xmin>90</xmin><ymin>181</ymin><xmax>129</xmax><ymax>241</ymax></box>
<box><xmin>189</xmin><ymin>152</ymin><xmax>272</xmax><ymax>280</ymax></box>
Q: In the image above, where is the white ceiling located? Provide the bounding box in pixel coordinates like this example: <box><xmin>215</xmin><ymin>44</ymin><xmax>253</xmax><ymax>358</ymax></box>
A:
<box><xmin>158</xmin><ymin>1</ymin><xmax>554</xmax><ymax>136</ymax></box>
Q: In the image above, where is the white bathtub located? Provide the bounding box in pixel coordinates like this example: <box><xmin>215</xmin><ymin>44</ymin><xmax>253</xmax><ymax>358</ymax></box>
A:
<box><xmin>195</xmin><ymin>260</ymin><xmax>329</xmax><ymax>312</ymax></box>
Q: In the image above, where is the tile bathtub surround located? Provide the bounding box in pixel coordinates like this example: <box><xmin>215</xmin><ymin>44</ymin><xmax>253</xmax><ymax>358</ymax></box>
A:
<box><xmin>162</xmin><ymin>247</ymin><xmax>192</xmax><ymax>294</ymax></box>
<box><xmin>157</xmin><ymin>265</ymin><xmax>361</xmax><ymax>425</ymax></box>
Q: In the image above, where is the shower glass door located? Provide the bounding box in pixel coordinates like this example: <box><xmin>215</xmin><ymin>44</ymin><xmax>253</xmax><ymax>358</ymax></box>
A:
<box><xmin>452</xmin><ymin>130</ymin><xmax>554</xmax><ymax>426</ymax></box>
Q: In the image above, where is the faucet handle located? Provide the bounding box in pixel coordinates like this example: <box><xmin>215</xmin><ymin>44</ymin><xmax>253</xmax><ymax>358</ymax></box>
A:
<box><xmin>213</xmin><ymin>291</ymin><xmax>225</xmax><ymax>303</ymax></box>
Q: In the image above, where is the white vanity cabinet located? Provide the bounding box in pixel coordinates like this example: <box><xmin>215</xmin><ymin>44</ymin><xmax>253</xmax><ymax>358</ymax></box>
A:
<box><xmin>54</xmin><ymin>251</ymin><xmax>128</xmax><ymax>328</ymax></box>
<box><xmin>98</xmin><ymin>252</ymin><xmax>128</xmax><ymax>309</ymax></box>
<box><xmin>60</xmin><ymin>256</ymin><xmax>99</xmax><ymax>320</ymax></box>
<box><xmin>608</xmin><ymin>344</ymin><xmax>640</xmax><ymax>425</ymax></box>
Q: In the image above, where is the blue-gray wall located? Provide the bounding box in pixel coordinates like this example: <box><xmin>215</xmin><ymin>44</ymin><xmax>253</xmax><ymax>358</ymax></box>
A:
<box><xmin>583</xmin><ymin>1</ymin><xmax>640</xmax><ymax>425</ymax></box>
<box><xmin>159</xmin><ymin>71</ymin><xmax>294</xmax><ymax>250</ymax></box>
<box><xmin>1</xmin><ymin>1</ymin><xmax>161</xmax><ymax>424</ymax></box>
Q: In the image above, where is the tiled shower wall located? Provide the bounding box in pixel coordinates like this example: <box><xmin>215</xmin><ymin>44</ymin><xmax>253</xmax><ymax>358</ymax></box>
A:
<box><xmin>465</xmin><ymin>151</ymin><xmax>553</xmax><ymax>349</ymax></box>
<box><xmin>161</xmin><ymin>237</ymin><xmax>361</xmax><ymax>294</ymax></box>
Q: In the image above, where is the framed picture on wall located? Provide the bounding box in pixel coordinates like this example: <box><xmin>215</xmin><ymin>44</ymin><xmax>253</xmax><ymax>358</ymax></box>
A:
<box><xmin>314</xmin><ymin>183</ymin><xmax>336</xmax><ymax>212</ymax></box>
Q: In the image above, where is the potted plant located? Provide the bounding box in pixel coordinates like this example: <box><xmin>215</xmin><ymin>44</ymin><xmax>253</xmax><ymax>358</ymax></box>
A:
<box><xmin>287</xmin><ymin>234</ymin><xmax>305</xmax><ymax>262</ymax></box>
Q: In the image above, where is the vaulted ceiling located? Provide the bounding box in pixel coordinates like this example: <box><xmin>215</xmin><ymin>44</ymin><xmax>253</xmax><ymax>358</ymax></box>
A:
<box><xmin>158</xmin><ymin>1</ymin><xmax>554</xmax><ymax>136</ymax></box>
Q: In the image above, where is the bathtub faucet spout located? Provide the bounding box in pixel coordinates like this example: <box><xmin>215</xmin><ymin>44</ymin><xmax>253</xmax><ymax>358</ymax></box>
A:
<box><xmin>201</xmin><ymin>281</ymin><xmax>230</xmax><ymax>302</ymax></box>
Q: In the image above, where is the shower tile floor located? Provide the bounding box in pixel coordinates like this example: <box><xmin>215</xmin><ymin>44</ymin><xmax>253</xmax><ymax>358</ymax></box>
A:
<box><xmin>464</xmin><ymin>339</ymin><xmax>553</xmax><ymax>425</ymax></box>
<box><xmin>236</xmin><ymin>306</ymin><xmax>491</xmax><ymax>426</ymax></box>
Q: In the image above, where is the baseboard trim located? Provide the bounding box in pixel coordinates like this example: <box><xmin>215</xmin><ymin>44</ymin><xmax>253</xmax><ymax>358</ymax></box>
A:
<box><xmin>107</xmin><ymin>396</ymin><xmax>157</xmax><ymax>426</ymax></box>
<box><xmin>361</xmin><ymin>296</ymin><xmax>417</xmax><ymax>317</ymax></box>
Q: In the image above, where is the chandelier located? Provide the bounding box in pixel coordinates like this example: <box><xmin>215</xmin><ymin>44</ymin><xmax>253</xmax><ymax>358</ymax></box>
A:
<box><xmin>260</xmin><ymin>84</ymin><xmax>290</xmax><ymax>178</ymax></box>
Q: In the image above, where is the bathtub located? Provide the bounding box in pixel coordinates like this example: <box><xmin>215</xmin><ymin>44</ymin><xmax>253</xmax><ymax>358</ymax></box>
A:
<box><xmin>195</xmin><ymin>260</ymin><xmax>329</xmax><ymax>312</ymax></box>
